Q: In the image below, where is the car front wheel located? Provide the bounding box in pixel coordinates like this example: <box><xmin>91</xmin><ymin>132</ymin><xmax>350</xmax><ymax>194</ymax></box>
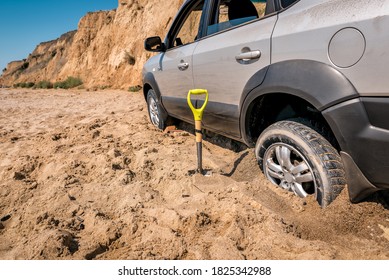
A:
<box><xmin>255</xmin><ymin>120</ymin><xmax>346</xmax><ymax>207</ymax></box>
<box><xmin>146</xmin><ymin>89</ymin><xmax>166</xmax><ymax>130</ymax></box>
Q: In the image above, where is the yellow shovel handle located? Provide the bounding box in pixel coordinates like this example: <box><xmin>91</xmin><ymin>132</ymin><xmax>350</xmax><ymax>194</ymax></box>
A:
<box><xmin>187</xmin><ymin>89</ymin><xmax>209</xmax><ymax>121</ymax></box>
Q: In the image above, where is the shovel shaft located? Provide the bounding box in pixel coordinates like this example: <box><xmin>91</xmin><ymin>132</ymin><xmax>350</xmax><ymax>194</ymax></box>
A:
<box><xmin>197</xmin><ymin>142</ymin><xmax>202</xmax><ymax>173</ymax></box>
<box><xmin>195</xmin><ymin>120</ymin><xmax>203</xmax><ymax>173</ymax></box>
<box><xmin>195</xmin><ymin>120</ymin><xmax>202</xmax><ymax>143</ymax></box>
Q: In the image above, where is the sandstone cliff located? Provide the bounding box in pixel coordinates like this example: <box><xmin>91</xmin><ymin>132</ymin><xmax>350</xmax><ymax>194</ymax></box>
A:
<box><xmin>0</xmin><ymin>0</ymin><xmax>184</xmax><ymax>89</ymax></box>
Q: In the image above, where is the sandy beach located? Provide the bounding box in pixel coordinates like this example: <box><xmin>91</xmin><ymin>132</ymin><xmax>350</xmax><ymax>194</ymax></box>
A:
<box><xmin>1</xmin><ymin>88</ymin><xmax>389</xmax><ymax>260</ymax></box>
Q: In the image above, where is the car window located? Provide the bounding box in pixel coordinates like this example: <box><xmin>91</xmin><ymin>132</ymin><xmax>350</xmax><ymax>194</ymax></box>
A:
<box><xmin>207</xmin><ymin>0</ymin><xmax>267</xmax><ymax>35</ymax></box>
<box><xmin>280</xmin><ymin>0</ymin><xmax>298</xmax><ymax>8</ymax></box>
<box><xmin>172</xmin><ymin>0</ymin><xmax>206</xmax><ymax>48</ymax></box>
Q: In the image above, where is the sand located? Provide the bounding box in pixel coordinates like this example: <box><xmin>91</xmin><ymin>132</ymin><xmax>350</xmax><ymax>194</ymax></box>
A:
<box><xmin>1</xmin><ymin>88</ymin><xmax>389</xmax><ymax>260</ymax></box>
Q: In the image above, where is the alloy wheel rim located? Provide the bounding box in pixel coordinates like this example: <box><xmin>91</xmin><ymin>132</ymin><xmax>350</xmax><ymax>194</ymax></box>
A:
<box><xmin>149</xmin><ymin>98</ymin><xmax>160</xmax><ymax>127</ymax></box>
<box><xmin>263</xmin><ymin>143</ymin><xmax>315</xmax><ymax>198</ymax></box>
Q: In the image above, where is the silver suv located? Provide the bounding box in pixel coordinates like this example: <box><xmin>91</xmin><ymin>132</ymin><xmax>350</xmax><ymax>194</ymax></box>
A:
<box><xmin>142</xmin><ymin>0</ymin><xmax>389</xmax><ymax>207</ymax></box>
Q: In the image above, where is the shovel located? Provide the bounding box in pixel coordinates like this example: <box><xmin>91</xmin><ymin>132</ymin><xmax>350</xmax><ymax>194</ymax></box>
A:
<box><xmin>187</xmin><ymin>89</ymin><xmax>209</xmax><ymax>174</ymax></box>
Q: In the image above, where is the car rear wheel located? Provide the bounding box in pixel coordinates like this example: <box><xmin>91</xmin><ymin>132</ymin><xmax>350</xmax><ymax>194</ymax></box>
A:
<box><xmin>255</xmin><ymin>120</ymin><xmax>346</xmax><ymax>207</ymax></box>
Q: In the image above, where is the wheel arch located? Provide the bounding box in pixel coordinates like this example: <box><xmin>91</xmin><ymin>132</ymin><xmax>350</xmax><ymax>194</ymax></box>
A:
<box><xmin>143</xmin><ymin>72</ymin><xmax>169</xmax><ymax>123</ymax></box>
<box><xmin>143</xmin><ymin>72</ymin><xmax>161</xmax><ymax>101</ymax></box>
<box><xmin>240</xmin><ymin>60</ymin><xmax>359</xmax><ymax>146</ymax></box>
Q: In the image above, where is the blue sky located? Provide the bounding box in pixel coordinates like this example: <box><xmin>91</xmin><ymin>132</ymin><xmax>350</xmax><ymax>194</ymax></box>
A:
<box><xmin>0</xmin><ymin>0</ymin><xmax>118</xmax><ymax>71</ymax></box>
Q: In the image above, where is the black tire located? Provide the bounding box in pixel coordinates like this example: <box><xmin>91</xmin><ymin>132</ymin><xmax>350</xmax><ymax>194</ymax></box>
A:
<box><xmin>255</xmin><ymin>120</ymin><xmax>346</xmax><ymax>207</ymax></box>
<box><xmin>146</xmin><ymin>89</ymin><xmax>166</xmax><ymax>130</ymax></box>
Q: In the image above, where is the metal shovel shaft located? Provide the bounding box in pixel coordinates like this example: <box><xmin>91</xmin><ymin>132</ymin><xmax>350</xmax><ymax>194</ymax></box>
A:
<box><xmin>195</xmin><ymin>120</ymin><xmax>203</xmax><ymax>173</ymax></box>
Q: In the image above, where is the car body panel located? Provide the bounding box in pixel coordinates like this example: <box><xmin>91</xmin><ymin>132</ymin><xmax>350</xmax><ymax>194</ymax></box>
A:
<box><xmin>192</xmin><ymin>14</ymin><xmax>277</xmax><ymax>136</ymax></box>
<box><xmin>156</xmin><ymin>43</ymin><xmax>198</xmax><ymax>122</ymax></box>
<box><xmin>272</xmin><ymin>0</ymin><xmax>389</xmax><ymax>97</ymax></box>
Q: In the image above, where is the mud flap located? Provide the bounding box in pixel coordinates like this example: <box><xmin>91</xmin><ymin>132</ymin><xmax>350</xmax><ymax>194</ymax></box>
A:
<box><xmin>341</xmin><ymin>151</ymin><xmax>379</xmax><ymax>202</ymax></box>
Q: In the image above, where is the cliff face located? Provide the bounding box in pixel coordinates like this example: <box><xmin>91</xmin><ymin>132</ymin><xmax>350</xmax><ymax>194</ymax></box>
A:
<box><xmin>1</xmin><ymin>31</ymin><xmax>76</xmax><ymax>85</ymax></box>
<box><xmin>0</xmin><ymin>0</ymin><xmax>184</xmax><ymax>88</ymax></box>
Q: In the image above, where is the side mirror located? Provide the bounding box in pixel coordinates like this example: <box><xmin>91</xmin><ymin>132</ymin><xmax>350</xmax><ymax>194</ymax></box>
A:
<box><xmin>144</xmin><ymin>36</ymin><xmax>165</xmax><ymax>52</ymax></box>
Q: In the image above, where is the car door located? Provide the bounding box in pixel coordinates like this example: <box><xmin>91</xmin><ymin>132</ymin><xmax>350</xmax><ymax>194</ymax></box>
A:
<box><xmin>192</xmin><ymin>0</ymin><xmax>278</xmax><ymax>138</ymax></box>
<box><xmin>155</xmin><ymin>0</ymin><xmax>208</xmax><ymax>122</ymax></box>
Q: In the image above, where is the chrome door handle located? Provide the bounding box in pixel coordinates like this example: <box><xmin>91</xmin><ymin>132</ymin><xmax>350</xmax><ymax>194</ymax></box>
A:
<box><xmin>235</xmin><ymin>50</ymin><xmax>261</xmax><ymax>61</ymax></box>
<box><xmin>177</xmin><ymin>61</ymin><xmax>189</xmax><ymax>71</ymax></box>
